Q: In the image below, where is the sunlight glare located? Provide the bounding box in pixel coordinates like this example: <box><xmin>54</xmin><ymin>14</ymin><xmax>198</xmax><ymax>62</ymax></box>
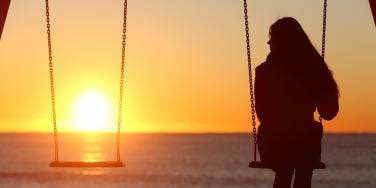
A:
<box><xmin>72</xmin><ymin>90</ymin><xmax>115</xmax><ymax>132</ymax></box>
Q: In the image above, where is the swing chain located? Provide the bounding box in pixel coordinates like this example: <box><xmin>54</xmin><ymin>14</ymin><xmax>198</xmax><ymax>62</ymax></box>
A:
<box><xmin>319</xmin><ymin>0</ymin><xmax>328</xmax><ymax>124</ymax></box>
<box><xmin>45</xmin><ymin>0</ymin><xmax>59</xmax><ymax>162</ymax></box>
<box><xmin>117</xmin><ymin>0</ymin><xmax>128</xmax><ymax>162</ymax></box>
<box><xmin>321</xmin><ymin>0</ymin><xmax>327</xmax><ymax>59</ymax></box>
<box><xmin>243</xmin><ymin>0</ymin><xmax>257</xmax><ymax>158</ymax></box>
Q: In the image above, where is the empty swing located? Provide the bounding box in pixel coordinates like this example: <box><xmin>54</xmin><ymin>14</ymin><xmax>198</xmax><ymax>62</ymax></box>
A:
<box><xmin>244</xmin><ymin>0</ymin><xmax>328</xmax><ymax>169</ymax></box>
<box><xmin>45</xmin><ymin>0</ymin><xmax>128</xmax><ymax>168</ymax></box>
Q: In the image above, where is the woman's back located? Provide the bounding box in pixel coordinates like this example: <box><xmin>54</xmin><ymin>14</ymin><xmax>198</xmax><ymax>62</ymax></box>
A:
<box><xmin>255</xmin><ymin>56</ymin><xmax>326</xmax><ymax>169</ymax></box>
<box><xmin>256</xmin><ymin>58</ymin><xmax>317</xmax><ymax>130</ymax></box>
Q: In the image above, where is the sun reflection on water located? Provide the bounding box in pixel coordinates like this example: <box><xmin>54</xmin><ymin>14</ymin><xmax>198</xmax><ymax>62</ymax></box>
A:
<box><xmin>79</xmin><ymin>134</ymin><xmax>107</xmax><ymax>175</ymax></box>
<box><xmin>80</xmin><ymin>134</ymin><xmax>105</xmax><ymax>162</ymax></box>
<box><xmin>80</xmin><ymin>169</ymin><xmax>105</xmax><ymax>176</ymax></box>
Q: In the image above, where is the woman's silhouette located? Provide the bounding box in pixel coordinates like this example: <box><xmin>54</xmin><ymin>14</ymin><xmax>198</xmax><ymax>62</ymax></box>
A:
<box><xmin>255</xmin><ymin>17</ymin><xmax>339</xmax><ymax>188</ymax></box>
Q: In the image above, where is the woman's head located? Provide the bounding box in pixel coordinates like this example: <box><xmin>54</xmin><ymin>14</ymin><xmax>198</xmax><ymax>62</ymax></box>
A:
<box><xmin>268</xmin><ymin>17</ymin><xmax>339</xmax><ymax>98</ymax></box>
<box><xmin>268</xmin><ymin>17</ymin><xmax>315</xmax><ymax>57</ymax></box>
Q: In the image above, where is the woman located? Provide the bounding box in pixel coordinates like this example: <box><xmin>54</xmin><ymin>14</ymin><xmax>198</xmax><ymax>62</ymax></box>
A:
<box><xmin>255</xmin><ymin>17</ymin><xmax>339</xmax><ymax>188</ymax></box>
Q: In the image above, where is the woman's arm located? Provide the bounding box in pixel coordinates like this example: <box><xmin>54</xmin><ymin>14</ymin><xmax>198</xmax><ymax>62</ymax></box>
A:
<box><xmin>318</xmin><ymin>94</ymin><xmax>339</xmax><ymax>120</ymax></box>
<box><xmin>255</xmin><ymin>65</ymin><xmax>268</xmax><ymax>123</ymax></box>
<box><xmin>317</xmin><ymin>74</ymin><xmax>339</xmax><ymax>120</ymax></box>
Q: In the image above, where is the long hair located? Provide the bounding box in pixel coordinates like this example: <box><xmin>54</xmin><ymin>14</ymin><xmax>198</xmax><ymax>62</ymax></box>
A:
<box><xmin>269</xmin><ymin>17</ymin><xmax>339</xmax><ymax>99</ymax></box>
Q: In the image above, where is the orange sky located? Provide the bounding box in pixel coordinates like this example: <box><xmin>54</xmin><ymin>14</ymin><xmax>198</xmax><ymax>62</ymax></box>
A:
<box><xmin>0</xmin><ymin>0</ymin><xmax>375</xmax><ymax>133</ymax></box>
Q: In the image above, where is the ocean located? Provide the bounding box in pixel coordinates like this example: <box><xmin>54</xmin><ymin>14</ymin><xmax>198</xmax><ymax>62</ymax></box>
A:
<box><xmin>0</xmin><ymin>133</ymin><xmax>375</xmax><ymax>188</ymax></box>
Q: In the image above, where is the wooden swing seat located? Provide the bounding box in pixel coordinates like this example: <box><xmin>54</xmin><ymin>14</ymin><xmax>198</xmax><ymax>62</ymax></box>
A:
<box><xmin>49</xmin><ymin>161</ymin><xmax>125</xmax><ymax>168</ymax></box>
<box><xmin>248</xmin><ymin>161</ymin><xmax>326</xmax><ymax>169</ymax></box>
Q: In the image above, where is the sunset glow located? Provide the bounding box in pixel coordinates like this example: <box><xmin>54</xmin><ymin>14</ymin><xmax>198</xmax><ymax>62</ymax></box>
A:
<box><xmin>71</xmin><ymin>90</ymin><xmax>115</xmax><ymax>132</ymax></box>
<box><xmin>0</xmin><ymin>1</ymin><xmax>375</xmax><ymax>133</ymax></box>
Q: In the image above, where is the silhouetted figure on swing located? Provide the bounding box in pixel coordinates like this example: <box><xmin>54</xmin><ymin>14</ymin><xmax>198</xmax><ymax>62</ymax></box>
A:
<box><xmin>255</xmin><ymin>17</ymin><xmax>339</xmax><ymax>188</ymax></box>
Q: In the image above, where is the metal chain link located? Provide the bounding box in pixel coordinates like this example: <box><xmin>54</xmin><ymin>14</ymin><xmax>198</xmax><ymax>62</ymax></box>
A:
<box><xmin>320</xmin><ymin>0</ymin><xmax>328</xmax><ymax>124</ymax></box>
<box><xmin>243</xmin><ymin>0</ymin><xmax>257</xmax><ymax>162</ymax></box>
<box><xmin>321</xmin><ymin>0</ymin><xmax>327</xmax><ymax>59</ymax></box>
<box><xmin>117</xmin><ymin>0</ymin><xmax>128</xmax><ymax>162</ymax></box>
<box><xmin>45</xmin><ymin>0</ymin><xmax>59</xmax><ymax>162</ymax></box>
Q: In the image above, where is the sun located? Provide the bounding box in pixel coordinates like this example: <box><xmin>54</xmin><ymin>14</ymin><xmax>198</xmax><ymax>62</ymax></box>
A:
<box><xmin>71</xmin><ymin>90</ymin><xmax>115</xmax><ymax>132</ymax></box>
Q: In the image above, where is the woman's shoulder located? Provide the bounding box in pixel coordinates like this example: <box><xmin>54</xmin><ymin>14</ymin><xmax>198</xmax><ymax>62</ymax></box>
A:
<box><xmin>256</xmin><ymin>53</ymin><xmax>274</xmax><ymax>72</ymax></box>
<box><xmin>256</xmin><ymin>62</ymin><xmax>271</xmax><ymax>74</ymax></box>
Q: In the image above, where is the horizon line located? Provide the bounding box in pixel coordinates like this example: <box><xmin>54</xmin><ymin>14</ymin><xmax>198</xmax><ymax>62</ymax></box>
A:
<box><xmin>0</xmin><ymin>131</ymin><xmax>375</xmax><ymax>135</ymax></box>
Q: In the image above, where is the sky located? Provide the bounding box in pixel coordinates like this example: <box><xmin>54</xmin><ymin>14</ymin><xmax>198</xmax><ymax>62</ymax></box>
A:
<box><xmin>0</xmin><ymin>0</ymin><xmax>375</xmax><ymax>133</ymax></box>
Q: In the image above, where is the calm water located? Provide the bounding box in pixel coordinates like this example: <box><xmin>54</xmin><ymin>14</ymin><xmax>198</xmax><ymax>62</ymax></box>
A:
<box><xmin>0</xmin><ymin>133</ymin><xmax>375</xmax><ymax>188</ymax></box>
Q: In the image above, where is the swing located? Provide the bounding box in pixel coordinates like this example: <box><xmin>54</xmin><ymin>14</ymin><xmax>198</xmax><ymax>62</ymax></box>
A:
<box><xmin>44</xmin><ymin>0</ymin><xmax>128</xmax><ymax>168</ymax></box>
<box><xmin>244</xmin><ymin>0</ymin><xmax>328</xmax><ymax>169</ymax></box>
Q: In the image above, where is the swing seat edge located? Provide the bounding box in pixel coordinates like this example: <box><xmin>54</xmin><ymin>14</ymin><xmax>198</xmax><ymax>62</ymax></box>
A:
<box><xmin>49</xmin><ymin>161</ymin><xmax>125</xmax><ymax>168</ymax></box>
